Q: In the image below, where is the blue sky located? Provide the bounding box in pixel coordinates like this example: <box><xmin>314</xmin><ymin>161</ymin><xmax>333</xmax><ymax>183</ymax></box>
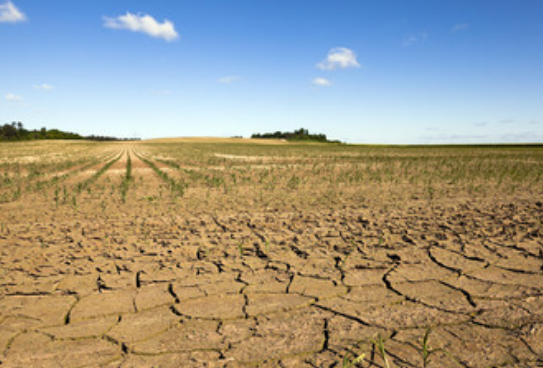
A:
<box><xmin>1</xmin><ymin>0</ymin><xmax>542</xmax><ymax>143</ymax></box>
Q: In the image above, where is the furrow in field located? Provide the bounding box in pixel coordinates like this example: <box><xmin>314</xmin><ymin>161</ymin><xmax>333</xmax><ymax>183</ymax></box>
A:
<box><xmin>0</xmin><ymin>152</ymin><xmax>122</xmax><ymax>204</ymax></box>
<box><xmin>74</xmin><ymin>151</ymin><xmax>124</xmax><ymax>193</ymax></box>
<box><xmin>147</xmin><ymin>155</ymin><xmax>237</xmax><ymax>195</ymax></box>
<box><xmin>1</xmin><ymin>151</ymin><xmax>116</xmax><ymax>191</ymax></box>
<box><xmin>152</xmin><ymin>157</ymin><xmax>206</xmax><ymax>187</ymax></box>
<box><xmin>133</xmin><ymin>151</ymin><xmax>186</xmax><ymax>198</ymax></box>
<box><xmin>34</xmin><ymin>152</ymin><xmax>119</xmax><ymax>189</ymax></box>
<box><xmin>0</xmin><ymin>155</ymin><xmax>101</xmax><ymax>203</ymax></box>
<box><xmin>121</xmin><ymin>148</ymin><xmax>165</xmax><ymax>201</ymax></box>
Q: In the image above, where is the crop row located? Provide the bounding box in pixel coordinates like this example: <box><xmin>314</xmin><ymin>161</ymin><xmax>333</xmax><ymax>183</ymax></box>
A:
<box><xmin>75</xmin><ymin>151</ymin><xmax>124</xmax><ymax>193</ymax></box>
<box><xmin>134</xmin><ymin>151</ymin><xmax>187</xmax><ymax>197</ymax></box>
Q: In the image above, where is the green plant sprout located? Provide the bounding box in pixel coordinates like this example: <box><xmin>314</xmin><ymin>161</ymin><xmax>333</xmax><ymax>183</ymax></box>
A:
<box><xmin>341</xmin><ymin>329</ymin><xmax>462</xmax><ymax>368</ymax></box>
<box><xmin>237</xmin><ymin>240</ymin><xmax>244</xmax><ymax>257</ymax></box>
<box><xmin>371</xmin><ymin>334</ymin><xmax>391</xmax><ymax>368</ymax></box>
<box><xmin>342</xmin><ymin>352</ymin><xmax>366</xmax><ymax>368</ymax></box>
<box><xmin>417</xmin><ymin>328</ymin><xmax>462</xmax><ymax>368</ymax></box>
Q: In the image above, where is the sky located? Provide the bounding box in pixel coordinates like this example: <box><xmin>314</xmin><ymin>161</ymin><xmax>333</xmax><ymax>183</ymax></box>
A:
<box><xmin>1</xmin><ymin>0</ymin><xmax>543</xmax><ymax>144</ymax></box>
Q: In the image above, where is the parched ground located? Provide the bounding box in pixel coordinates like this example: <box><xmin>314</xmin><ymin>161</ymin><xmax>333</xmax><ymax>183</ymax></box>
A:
<box><xmin>0</xmin><ymin>141</ymin><xmax>542</xmax><ymax>368</ymax></box>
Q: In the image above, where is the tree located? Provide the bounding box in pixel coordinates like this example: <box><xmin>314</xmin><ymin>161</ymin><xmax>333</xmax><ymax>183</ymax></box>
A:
<box><xmin>1</xmin><ymin>124</ymin><xmax>18</xmax><ymax>140</ymax></box>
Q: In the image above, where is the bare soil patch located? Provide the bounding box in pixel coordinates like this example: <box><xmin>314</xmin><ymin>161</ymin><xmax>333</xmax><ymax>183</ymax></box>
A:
<box><xmin>0</xmin><ymin>141</ymin><xmax>542</xmax><ymax>367</ymax></box>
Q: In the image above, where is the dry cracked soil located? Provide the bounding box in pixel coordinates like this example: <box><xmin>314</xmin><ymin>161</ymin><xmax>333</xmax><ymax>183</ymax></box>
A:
<box><xmin>0</xmin><ymin>142</ymin><xmax>542</xmax><ymax>368</ymax></box>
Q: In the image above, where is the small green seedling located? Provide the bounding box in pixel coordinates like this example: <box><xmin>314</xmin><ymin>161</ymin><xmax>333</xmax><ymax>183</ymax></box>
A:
<box><xmin>371</xmin><ymin>334</ymin><xmax>390</xmax><ymax>368</ymax></box>
<box><xmin>417</xmin><ymin>328</ymin><xmax>462</xmax><ymax>368</ymax></box>
<box><xmin>342</xmin><ymin>352</ymin><xmax>366</xmax><ymax>368</ymax></box>
<box><xmin>54</xmin><ymin>187</ymin><xmax>60</xmax><ymax>207</ymax></box>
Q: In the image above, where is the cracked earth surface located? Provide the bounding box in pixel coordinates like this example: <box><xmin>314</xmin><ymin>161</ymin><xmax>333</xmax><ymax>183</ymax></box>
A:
<box><xmin>0</xmin><ymin>142</ymin><xmax>542</xmax><ymax>367</ymax></box>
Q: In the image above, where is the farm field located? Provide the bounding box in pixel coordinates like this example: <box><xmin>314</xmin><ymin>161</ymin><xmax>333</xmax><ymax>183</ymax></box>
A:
<box><xmin>0</xmin><ymin>139</ymin><xmax>543</xmax><ymax>368</ymax></box>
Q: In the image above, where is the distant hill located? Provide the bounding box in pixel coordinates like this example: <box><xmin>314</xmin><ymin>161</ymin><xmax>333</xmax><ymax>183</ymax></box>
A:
<box><xmin>0</xmin><ymin>122</ymin><xmax>139</xmax><ymax>142</ymax></box>
<box><xmin>251</xmin><ymin>128</ymin><xmax>341</xmax><ymax>143</ymax></box>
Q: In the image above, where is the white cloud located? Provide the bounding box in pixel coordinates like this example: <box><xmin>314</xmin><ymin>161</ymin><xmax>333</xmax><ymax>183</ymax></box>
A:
<box><xmin>0</xmin><ymin>1</ymin><xmax>26</xmax><ymax>23</ymax></box>
<box><xmin>452</xmin><ymin>23</ymin><xmax>469</xmax><ymax>33</ymax></box>
<box><xmin>6</xmin><ymin>93</ymin><xmax>22</xmax><ymax>102</ymax></box>
<box><xmin>403</xmin><ymin>32</ymin><xmax>428</xmax><ymax>47</ymax></box>
<box><xmin>34</xmin><ymin>83</ymin><xmax>54</xmax><ymax>90</ymax></box>
<box><xmin>312</xmin><ymin>77</ymin><xmax>332</xmax><ymax>87</ymax></box>
<box><xmin>103</xmin><ymin>12</ymin><xmax>179</xmax><ymax>42</ymax></box>
<box><xmin>218</xmin><ymin>76</ymin><xmax>241</xmax><ymax>84</ymax></box>
<box><xmin>317</xmin><ymin>48</ymin><xmax>360</xmax><ymax>70</ymax></box>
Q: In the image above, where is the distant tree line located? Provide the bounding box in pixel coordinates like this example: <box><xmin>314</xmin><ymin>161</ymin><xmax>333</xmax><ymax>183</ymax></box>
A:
<box><xmin>251</xmin><ymin>128</ymin><xmax>341</xmax><ymax>143</ymax></box>
<box><xmin>0</xmin><ymin>122</ymin><xmax>140</xmax><ymax>142</ymax></box>
<box><xmin>85</xmin><ymin>135</ymin><xmax>141</xmax><ymax>142</ymax></box>
<box><xmin>0</xmin><ymin>122</ymin><xmax>83</xmax><ymax>141</ymax></box>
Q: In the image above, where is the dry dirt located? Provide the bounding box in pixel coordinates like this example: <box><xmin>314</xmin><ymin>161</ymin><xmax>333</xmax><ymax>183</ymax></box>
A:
<box><xmin>0</xmin><ymin>142</ymin><xmax>542</xmax><ymax>368</ymax></box>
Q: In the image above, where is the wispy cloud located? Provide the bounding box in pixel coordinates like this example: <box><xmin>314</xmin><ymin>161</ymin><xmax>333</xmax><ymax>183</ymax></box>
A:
<box><xmin>0</xmin><ymin>1</ymin><xmax>26</xmax><ymax>23</ymax></box>
<box><xmin>452</xmin><ymin>23</ymin><xmax>469</xmax><ymax>33</ymax></box>
<box><xmin>34</xmin><ymin>83</ymin><xmax>54</xmax><ymax>90</ymax></box>
<box><xmin>6</xmin><ymin>93</ymin><xmax>22</xmax><ymax>102</ymax></box>
<box><xmin>403</xmin><ymin>32</ymin><xmax>428</xmax><ymax>47</ymax></box>
<box><xmin>218</xmin><ymin>76</ymin><xmax>242</xmax><ymax>84</ymax></box>
<box><xmin>103</xmin><ymin>12</ymin><xmax>179</xmax><ymax>42</ymax></box>
<box><xmin>312</xmin><ymin>77</ymin><xmax>332</xmax><ymax>87</ymax></box>
<box><xmin>317</xmin><ymin>48</ymin><xmax>360</xmax><ymax>70</ymax></box>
